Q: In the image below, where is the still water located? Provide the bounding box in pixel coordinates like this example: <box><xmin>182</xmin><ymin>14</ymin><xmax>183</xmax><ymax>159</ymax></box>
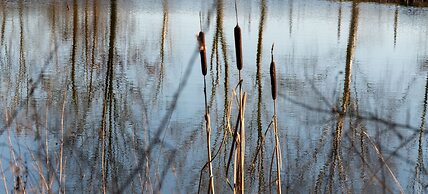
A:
<box><xmin>0</xmin><ymin>0</ymin><xmax>428</xmax><ymax>193</ymax></box>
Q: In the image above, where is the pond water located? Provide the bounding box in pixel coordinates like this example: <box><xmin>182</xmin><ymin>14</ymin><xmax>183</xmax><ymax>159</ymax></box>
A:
<box><xmin>0</xmin><ymin>0</ymin><xmax>428</xmax><ymax>193</ymax></box>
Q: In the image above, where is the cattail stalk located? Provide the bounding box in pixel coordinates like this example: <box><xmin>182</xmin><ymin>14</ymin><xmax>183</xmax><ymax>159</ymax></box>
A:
<box><xmin>231</xmin><ymin>2</ymin><xmax>246</xmax><ymax>192</ymax></box>
<box><xmin>234</xmin><ymin>0</ymin><xmax>243</xmax><ymax>98</ymax></box>
<box><xmin>198</xmin><ymin>30</ymin><xmax>214</xmax><ymax>194</ymax></box>
<box><xmin>270</xmin><ymin>44</ymin><xmax>281</xmax><ymax>194</ymax></box>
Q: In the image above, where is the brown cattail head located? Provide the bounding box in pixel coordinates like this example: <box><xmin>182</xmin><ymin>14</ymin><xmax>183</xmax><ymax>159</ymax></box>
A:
<box><xmin>270</xmin><ymin>44</ymin><xmax>277</xmax><ymax>100</ymax></box>
<box><xmin>198</xmin><ymin>31</ymin><xmax>207</xmax><ymax>76</ymax></box>
<box><xmin>234</xmin><ymin>25</ymin><xmax>243</xmax><ymax>71</ymax></box>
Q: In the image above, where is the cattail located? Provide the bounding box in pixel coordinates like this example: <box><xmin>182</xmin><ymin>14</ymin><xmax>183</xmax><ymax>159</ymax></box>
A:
<box><xmin>234</xmin><ymin>25</ymin><xmax>243</xmax><ymax>71</ymax></box>
<box><xmin>198</xmin><ymin>31</ymin><xmax>208</xmax><ymax>76</ymax></box>
<box><xmin>234</xmin><ymin>0</ymin><xmax>243</xmax><ymax>71</ymax></box>
<box><xmin>270</xmin><ymin>44</ymin><xmax>277</xmax><ymax>100</ymax></box>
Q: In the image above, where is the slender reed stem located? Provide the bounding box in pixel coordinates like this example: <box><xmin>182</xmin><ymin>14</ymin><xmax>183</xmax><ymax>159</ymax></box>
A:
<box><xmin>205</xmin><ymin>111</ymin><xmax>215</xmax><ymax>194</ymax></box>
<box><xmin>234</xmin><ymin>0</ymin><xmax>239</xmax><ymax>25</ymax></box>
<box><xmin>59</xmin><ymin>88</ymin><xmax>67</xmax><ymax>194</ymax></box>
<box><xmin>204</xmin><ymin>76</ymin><xmax>214</xmax><ymax>194</ymax></box>
<box><xmin>239</xmin><ymin>93</ymin><xmax>247</xmax><ymax>193</ymax></box>
<box><xmin>273</xmin><ymin>100</ymin><xmax>281</xmax><ymax>194</ymax></box>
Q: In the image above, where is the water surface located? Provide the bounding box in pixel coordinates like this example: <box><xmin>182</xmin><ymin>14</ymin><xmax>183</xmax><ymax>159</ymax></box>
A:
<box><xmin>0</xmin><ymin>0</ymin><xmax>428</xmax><ymax>193</ymax></box>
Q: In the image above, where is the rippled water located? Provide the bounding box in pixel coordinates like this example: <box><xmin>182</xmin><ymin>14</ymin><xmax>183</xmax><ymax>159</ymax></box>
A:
<box><xmin>0</xmin><ymin>0</ymin><xmax>428</xmax><ymax>193</ymax></box>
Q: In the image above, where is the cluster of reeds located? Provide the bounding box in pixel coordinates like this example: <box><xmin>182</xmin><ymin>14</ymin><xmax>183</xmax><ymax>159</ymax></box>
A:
<box><xmin>197</xmin><ymin>2</ymin><xmax>283</xmax><ymax>192</ymax></box>
<box><xmin>226</xmin><ymin>8</ymin><xmax>248</xmax><ymax>193</ymax></box>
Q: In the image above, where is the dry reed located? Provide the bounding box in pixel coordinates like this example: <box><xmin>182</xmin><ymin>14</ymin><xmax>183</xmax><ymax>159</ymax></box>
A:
<box><xmin>222</xmin><ymin>3</ymin><xmax>251</xmax><ymax>192</ymax></box>
<box><xmin>234</xmin><ymin>3</ymin><xmax>245</xmax><ymax>192</ymax></box>
<box><xmin>231</xmin><ymin>92</ymin><xmax>247</xmax><ymax>194</ymax></box>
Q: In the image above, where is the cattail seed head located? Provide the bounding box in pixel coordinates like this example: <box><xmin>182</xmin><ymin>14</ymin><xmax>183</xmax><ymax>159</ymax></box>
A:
<box><xmin>234</xmin><ymin>25</ymin><xmax>243</xmax><ymax>71</ymax></box>
<box><xmin>198</xmin><ymin>31</ymin><xmax>207</xmax><ymax>76</ymax></box>
<box><xmin>270</xmin><ymin>44</ymin><xmax>277</xmax><ymax>100</ymax></box>
<box><xmin>270</xmin><ymin>61</ymin><xmax>277</xmax><ymax>100</ymax></box>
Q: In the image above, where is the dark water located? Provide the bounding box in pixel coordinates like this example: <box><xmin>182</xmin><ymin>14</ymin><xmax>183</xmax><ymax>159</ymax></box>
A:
<box><xmin>0</xmin><ymin>0</ymin><xmax>428</xmax><ymax>193</ymax></box>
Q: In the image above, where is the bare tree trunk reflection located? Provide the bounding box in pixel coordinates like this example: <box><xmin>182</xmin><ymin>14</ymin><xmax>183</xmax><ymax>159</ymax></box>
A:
<box><xmin>211</xmin><ymin>0</ymin><xmax>230</xmax><ymax>152</ymax></box>
<box><xmin>217</xmin><ymin>0</ymin><xmax>230</xmax><ymax>138</ymax></box>
<box><xmin>412</xmin><ymin>74</ymin><xmax>428</xmax><ymax>193</ymax></box>
<box><xmin>84</xmin><ymin>0</ymin><xmax>90</xmax><ymax>84</ymax></box>
<box><xmin>255</xmin><ymin>0</ymin><xmax>267</xmax><ymax>192</ymax></box>
<box><xmin>0</xmin><ymin>1</ymin><xmax>6</xmax><ymax>46</ymax></box>
<box><xmin>88</xmin><ymin>0</ymin><xmax>98</xmax><ymax>100</ymax></box>
<box><xmin>393</xmin><ymin>6</ymin><xmax>399</xmax><ymax>47</ymax></box>
<box><xmin>316</xmin><ymin>2</ymin><xmax>359</xmax><ymax>193</ymax></box>
<box><xmin>288</xmin><ymin>0</ymin><xmax>293</xmax><ymax>37</ymax></box>
<box><xmin>13</xmin><ymin>0</ymin><xmax>27</xmax><ymax>134</ymax></box>
<box><xmin>337</xmin><ymin>1</ymin><xmax>343</xmax><ymax>41</ymax></box>
<box><xmin>100</xmin><ymin>0</ymin><xmax>117</xmax><ymax>193</ymax></box>
<box><xmin>71</xmin><ymin>0</ymin><xmax>78</xmax><ymax>105</ymax></box>
<box><xmin>154</xmin><ymin>0</ymin><xmax>169</xmax><ymax>99</ymax></box>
